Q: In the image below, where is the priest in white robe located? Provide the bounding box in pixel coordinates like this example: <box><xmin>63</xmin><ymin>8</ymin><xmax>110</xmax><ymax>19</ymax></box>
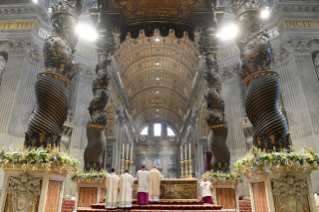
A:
<box><xmin>105</xmin><ymin>168</ymin><xmax>120</xmax><ymax>209</ymax></box>
<box><xmin>119</xmin><ymin>170</ymin><xmax>134</xmax><ymax>210</ymax></box>
<box><xmin>149</xmin><ymin>165</ymin><xmax>161</xmax><ymax>201</ymax></box>
<box><xmin>136</xmin><ymin>165</ymin><xmax>150</xmax><ymax>205</ymax></box>
<box><xmin>200</xmin><ymin>177</ymin><xmax>213</xmax><ymax>204</ymax></box>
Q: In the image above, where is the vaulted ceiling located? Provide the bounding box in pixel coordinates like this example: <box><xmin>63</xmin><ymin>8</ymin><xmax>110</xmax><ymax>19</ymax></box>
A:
<box><xmin>115</xmin><ymin>30</ymin><xmax>200</xmax><ymax>132</ymax></box>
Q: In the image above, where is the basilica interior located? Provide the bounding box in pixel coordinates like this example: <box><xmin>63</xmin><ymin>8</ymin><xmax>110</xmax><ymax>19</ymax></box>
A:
<box><xmin>0</xmin><ymin>0</ymin><xmax>319</xmax><ymax>211</ymax></box>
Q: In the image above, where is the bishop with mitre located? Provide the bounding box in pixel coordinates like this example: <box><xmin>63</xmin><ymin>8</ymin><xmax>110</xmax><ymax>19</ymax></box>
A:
<box><xmin>149</xmin><ymin>165</ymin><xmax>161</xmax><ymax>201</ymax></box>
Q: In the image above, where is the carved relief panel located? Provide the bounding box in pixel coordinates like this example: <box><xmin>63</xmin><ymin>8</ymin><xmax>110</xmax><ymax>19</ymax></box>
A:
<box><xmin>4</xmin><ymin>173</ymin><xmax>42</xmax><ymax>212</ymax></box>
<box><xmin>272</xmin><ymin>175</ymin><xmax>310</xmax><ymax>212</ymax></box>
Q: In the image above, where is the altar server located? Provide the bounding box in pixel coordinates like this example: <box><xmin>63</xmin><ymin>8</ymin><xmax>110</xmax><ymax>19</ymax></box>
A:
<box><xmin>136</xmin><ymin>165</ymin><xmax>150</xmax><ymax>205</ymax></box>
<box><xmin>149</xmin><ymin>165</ymin><xmax>161</xmax><ymax>201</ymax></box>
<box><xmin>105</xmin><ymin>168</ymin><xmax>120</xmax><ymax>209</ymax></box>
<box><xmin>200</xmin><ymin>177</ymin><xmax>213</xmax><ymax>204</ymax></box>
<box><xmin>119</xmin><ymin>170</ymin><xmax>134</xmax><ymax>210</ymax></box>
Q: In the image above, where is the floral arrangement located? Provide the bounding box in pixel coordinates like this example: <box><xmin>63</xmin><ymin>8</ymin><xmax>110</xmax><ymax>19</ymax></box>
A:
<box><xmin>243</xmin><ymin>196</ymin><xmax>251</xmax><ymax>201</ymax></box>
<box><xmin>70</xmin><ymin>169</ymin><xmax>108</xmax><ymax>183</ymax></box>
<box><xmin>203</xmin><ymin>171</ymin><xmax>242</xmax><ymax>183</ymax></box>
<box><xmin>0</xmin><ymin>146</ymin><xmax>80</xmax><ymax>173</ymax></box>
<box><xmin>234</xmin><ymin>147</ymin><xmax>319</xmax><ymax>176</ymax></box>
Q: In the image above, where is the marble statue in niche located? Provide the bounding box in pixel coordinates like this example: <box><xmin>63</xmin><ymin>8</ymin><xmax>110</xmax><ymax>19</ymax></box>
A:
<box><xmin>0</xmin><ymin>55</ymin><xmax>6</xmax><ymax>87</ymax></box>
<box><xmin>272</xmin><ymin>175</ymin><xmax>310</xmax><ymax>212</ymax></box>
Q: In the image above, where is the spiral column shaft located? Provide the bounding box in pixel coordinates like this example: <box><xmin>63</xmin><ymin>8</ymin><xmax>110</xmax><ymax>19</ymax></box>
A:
<box><xmin>231</xmin><ymin>0</ymin><xmax>291</xmax><ymax>150</ymax></box>
<box><xmin>24</xmin><ymin>0</ymin><xmax>83</xmax><ymax>149</ymax></box>
<box><xmin>199</xmin><ymin>27</ymin><xmax>230</xmax><ymax>172</ymax></box>
<box><xmin>83</xmin><ymin>22</ymin><xmax>116</xmax><ymax>171</ymax></box>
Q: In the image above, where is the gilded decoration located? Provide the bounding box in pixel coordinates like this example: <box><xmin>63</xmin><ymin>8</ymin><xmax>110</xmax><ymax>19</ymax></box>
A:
<box><xmin>132</xmin><ymin>179</ymin><xmax>198</xmax><ymax>200</ymax></box>
<box><xmin>4</xmin><ymin>173</ymin><xmax>42</xmax><ymax>212</ymax></box>
<box><xmin>272</xmin><ymin>175</ymin><xmax>310</xmax><ymax>212</ymax></box>
<box><xmin>107</xmin><ymin>0</ymin><xmax>208</xmax><ymax>23</ymax></box>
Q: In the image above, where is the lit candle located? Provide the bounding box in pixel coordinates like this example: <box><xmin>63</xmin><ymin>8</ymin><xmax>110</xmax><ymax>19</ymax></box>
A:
<box><xmin>130</xmin><ymin>145</ymin><xmax>133</xmax><ymax>160</ymax></box>
<box><xmin>180</xmin><ymin>146</ymin><xmax>183</xmax><ymax>160</ymax></box>
<box><xmin>184</xmin><ymin>144</ymin><xmax>187</xmax><ymax>160</ymax></box>
<box><xmin>126</xmin><ymin>144</ymin><xmax>129</xmax><ymax>159</ymax></box>
<box><xmin>122</xmin><ymin>143</ymin><xmax>124</xmax><ymax>158</ymax></box>
<box><xmin>189</xmin><ymin>143</ymin><xmax>191</xmax><ymax>159</ymax></box>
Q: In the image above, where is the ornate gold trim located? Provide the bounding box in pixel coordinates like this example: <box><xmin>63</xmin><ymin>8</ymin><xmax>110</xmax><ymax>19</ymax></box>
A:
<box><xmin>86</xmin><ymin>124</ymin><xmax>105</xmax><ymax>129</ymax></box>
<box><xmin>51</xmin><ymin>11</ymin><xmax>79</xmax><ymax>21</ymax></box>
<box><xmin>210</xmin><ymin>124</ymin><xmax>227</xmax><ymax>129</ymax></box>
<box><xmin>234</xmin><ymin>9</ymin><xmax>260</xmax><ymax>21</ymax></box>
<box><xmin>37</xmin><ymin>72</ymin><xmax>70</xmax><ymax>86</ymax></box>
<box><xmin>244</xmin><ymin>71</ymin><xmax>279</xmax><ymax>86</ymax></box>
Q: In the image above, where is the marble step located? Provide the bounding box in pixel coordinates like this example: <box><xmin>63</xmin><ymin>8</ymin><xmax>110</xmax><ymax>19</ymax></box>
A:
<box><xmin>77</xmin><ymin>209</ymin><xmax>235</xmax><ymax>212</ymax></box>
<box><xmin>91</xmin><ymin>204</ymin><xmax>223</xmax><ymax>210</ymax></box>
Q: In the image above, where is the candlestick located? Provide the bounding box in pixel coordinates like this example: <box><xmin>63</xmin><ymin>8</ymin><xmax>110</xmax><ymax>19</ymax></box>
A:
<box><xmin>126</xmin><ymin>159</ymin><xmax>129</xmax><ymax>171</ymax></box>
<box><xmin>129</xmin><ymin>160</ymin><xmax>133</xmax><ymax>175</ymax></box>
<box><xmin>130</xmin><ymin>145</ymin><xmax>133</xmax><ymax>160</ymax></box>
<box><xmin>184</xmin><ymin>144</ymin><xmax>187</xmax><ymax>160</ymax></box>
<box><xmin>189</xmin><ymin>143</ymin><xmax>191</xmax><ymax>159</ymax></box>
<box><xmin>184</xmin><ymin>159</ymin><xmax>188</xmax><ymax>178</ymax></box>
<box><xmin>180</xmin><ymin>146</ymin><xmax>183</xmax><ymax>161</ymax></box>
<box><xmin>122</xmin><ymin>143</ymin><xmax>124</xmax><ymax>157</ymax></box>
<box><xmin>121</xmin><ymin>158</ymin><xmax>125</xmax><ymax>175</ymax></box>
<box><xmin>126</xmin><ymin>144</ymin><xmax>129</xmax><ymax>159</ymax></box>
<box><xmin>188</xmin><ymin>159</ymin><xmax>193</xmax><ymax>179</ymax></box>
<box><xmin>180</xmin><ymin>160</ymin><xmax>184</xmax><ymax>178</ymax></box>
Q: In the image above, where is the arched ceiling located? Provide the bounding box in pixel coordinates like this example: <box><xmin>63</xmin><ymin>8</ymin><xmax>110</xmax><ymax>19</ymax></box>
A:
<box><xmin>115</xmin><ymin>29</ymin><xmax>200</xmax><ymax>133</ymax></box>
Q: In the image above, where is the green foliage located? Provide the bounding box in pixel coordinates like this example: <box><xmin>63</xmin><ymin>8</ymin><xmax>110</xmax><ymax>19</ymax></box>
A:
<box><xmin>234</xmin><ymin>147</ymin><xmax>319</xmax><ymax>175</ymax></box>
<box><xmin>203</xmin><ymin>171</ymin><xmax>242</xmax><ymax>183</ymax></box>
<box><xmin>70</xmin><ymin>170</ymin><xmax>108</xmax><ymax>182</ymax></box>
<box><xmin>0</xmin><ymin>147</ymin><xmax>80</xmax><ymax>173</ymax></box>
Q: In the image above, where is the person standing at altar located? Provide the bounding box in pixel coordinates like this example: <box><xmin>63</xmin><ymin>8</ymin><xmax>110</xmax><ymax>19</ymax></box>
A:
<box><xmin>136</xmin><ymin>165</ymin><xmax>150</xmax><ymax>205</ymax></box>
<box><xmin>200</xmin><ymin>177</ymin><xmax>213</xmax><ymax>204</ymax></box>
<box><xmin>149</xmin><ymin>165</ymin><xmax>161</xmax><ymax>201</ymax></box>
<box><xmin>119</xmin><ymin>169</ymin><xmax>134</xmax><ymax>210</ymax></box>
<box><xmin>105</xmin><ymin>168</ymin><xmax>120</xmax><ymax>209</ymax></box>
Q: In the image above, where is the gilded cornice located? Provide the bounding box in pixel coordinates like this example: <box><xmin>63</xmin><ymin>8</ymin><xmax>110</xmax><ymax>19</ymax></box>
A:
<box><xmin>0</xmin><ymin>4</ymin><xmax>52</xmax><ymax>30</ymax></box>
<box><xmin>263</xmin><ymin>3</ymin><xmax>319</xmax><ymax>32</ymax></box>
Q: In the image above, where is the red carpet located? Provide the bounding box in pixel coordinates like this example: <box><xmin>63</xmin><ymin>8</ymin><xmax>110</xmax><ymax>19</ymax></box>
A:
<box><xmin>239</xmin><ymin>201</ymin><xmax>252</xmax><ymax>212</ymax></box>
<box><xmin>77</xmin><ymin>200</ymin><xmax>234</xmax><ymax>212</ymax></box>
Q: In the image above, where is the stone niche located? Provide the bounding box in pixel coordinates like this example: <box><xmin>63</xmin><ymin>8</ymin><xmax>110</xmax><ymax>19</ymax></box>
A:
<box><xmin>211</xmin><ymin>181</ymin><xmax>239</xmax><ymax>211</ymax></box>
<box><xmin>75</xmin><ymin>181</ymin><xmax>105</xmax><ymax>208</ymax></box>
<box><xmin>247</xmin><ymin>169</ymin><xmax>316</xmax><ymax>212</ymax></box>
<box><xmin>0</xmin><ymin>166</ymin><xmax>66</xmax><ymax>212</ymax></box>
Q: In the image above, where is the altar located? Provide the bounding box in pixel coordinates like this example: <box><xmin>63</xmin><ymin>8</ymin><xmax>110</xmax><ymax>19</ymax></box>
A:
<box><xmin>133</xmin><ymin>179</ymin><xmax>199</xmax><ymax>201</ymax></box>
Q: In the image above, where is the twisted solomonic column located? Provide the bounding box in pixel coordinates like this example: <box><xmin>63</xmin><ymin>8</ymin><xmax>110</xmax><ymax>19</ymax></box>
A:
<box><xmin>199</xmin><ymin>28</ymin><xmax>230</xmax><ymax>172</ymax></box>
<box><xmin>24</xmin><ymin>0</ymin><xmax>83</xmax><ymax>149</ymax></box>
<box><xmin>84</xmin><ymin>28</ymin><xmax>116</xmax><ymax>171</ymax></box>
<box><xmin>231</xmin><ymin>0</ymin><xmax>291</xmax><ymax>150</ymax></box>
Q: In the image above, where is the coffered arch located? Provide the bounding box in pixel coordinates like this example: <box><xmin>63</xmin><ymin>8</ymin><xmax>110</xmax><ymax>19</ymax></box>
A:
<box><xmin>115</xmin><ymin>29</ymin><xmax>200</xmax><ymax>134</ymax></box>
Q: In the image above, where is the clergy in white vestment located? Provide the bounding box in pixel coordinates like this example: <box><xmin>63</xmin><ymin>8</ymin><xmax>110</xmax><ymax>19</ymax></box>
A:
<box><xmin>119</xmin><ymin>170</ymin><xmax>134</xmax><ymax>210</ymax></box>
<box><xmin>136</xmin><ymin>165</ymin><xmax>150</xmax><ymax>205</ymax></box>
<box><xmin>105</xmin><ymin>168</ymin><xmax>120</xmax><ymax>209</ymax></box>
<box><xmin>149</xmin><ymin>165</ymin><xmax>161</xmax><ymax>201</ymax></box>
<box><xmin>314</xmin><ymin>192</ymin><xmax>319</xmax><ymax>212</ymax></box>
<box><xmin>200</xmin><ymin>177</ymin><xmax>213</xmax><ymax>204</ymax></box>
